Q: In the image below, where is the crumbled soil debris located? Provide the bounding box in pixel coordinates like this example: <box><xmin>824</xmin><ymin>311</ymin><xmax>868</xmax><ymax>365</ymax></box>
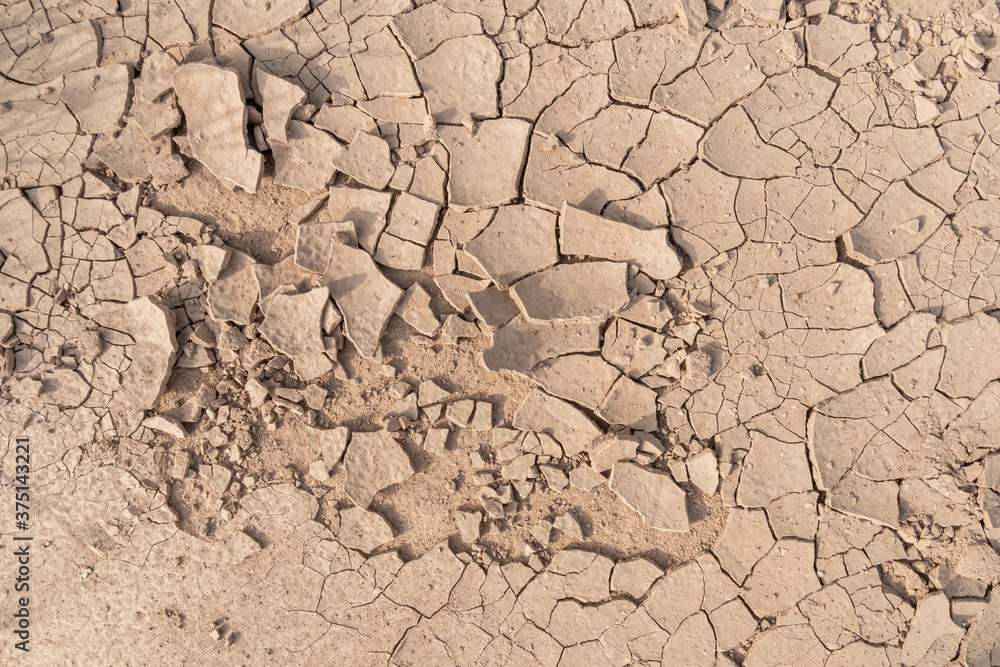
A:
<box><xmin>2</xmin><ymin>0</ymin><xmax>1000</xmax><ymax>664</ymax></box>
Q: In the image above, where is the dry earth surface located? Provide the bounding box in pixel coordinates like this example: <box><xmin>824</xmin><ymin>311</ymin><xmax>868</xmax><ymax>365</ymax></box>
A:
<box><xmin>1</xmin><ymin>0</ymin><xmax>1000</xmax><ymax>664</ymax></box>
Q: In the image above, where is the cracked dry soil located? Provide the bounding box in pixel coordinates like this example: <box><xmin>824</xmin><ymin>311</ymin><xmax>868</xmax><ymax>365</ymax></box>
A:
<box><xmin>2</xmin><ymin>0</ymin><xmax>1000</xmax><ymax>664</ymax></box>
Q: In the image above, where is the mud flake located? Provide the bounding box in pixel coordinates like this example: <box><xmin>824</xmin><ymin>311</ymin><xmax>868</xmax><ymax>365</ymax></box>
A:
<box><xmin>334</xmin><ymin>131</ymin><xmax>394</xmax><ymax>190</ymax></box>
<box><xmin>661</xmin><ymin>160</ymin><xmax>744</xmax><ymax>264</ymax></box>
<box><xmin>327</xmin><ymin>187</ymin><xmax>392</xmax><ymax>255</ymax></box>
<box><xmin>207</xmin><ymin>249</ymin><xmax>259</xmax><ymax>325</ymax></box>
<box><xmin>513</xmin><ymin>389</ymin><xmax>603</xmax><ymax>456</ymax></box>
<box><xmin>713</xmin><ymin>508</ymin><xmax>775</xmax><ymax>584</ymax></box>
<box><xmin>595</xmin><ymin>376</ymin><xmax>658</xmax><ymax>432</ymax></box>
<box><xmin>741</xmin><ymin>538</ymin><xmax>821</xmax><ymax>617</ymax></box>
<box><xmin>659</xmin><ymin>612</ymin><xmax>715</xmax><ymax>666</ymax></box>
<box><xmin>559</xmin><ymin>204</ymin><xmax>681</xmax><ymax>281</ymax></box>
<box><xmin>396</xmin><ymin>284</ymin><xmax>440</xmax><ymax>337</ymax></box>
<box><xmin>439</xmin><ymin>119</ymin><xmax>531</xmax><ymax>209</ymax></box>
<box><xmin>61</xmin><ymin>64</ymin><xmax>131</xmax><ymax>134</ymax></box>
<box><xmin>482</xmin><ymin>316</ymin><xmax>601</xmax><ymax>375</ymax></box>
<box><xmin>805</xmin><ymin>14</ymin><xmax>876</xmax><ymax>76</ymax></box>
<box><xmin>271</xmin><ymin>121</ymin><xmax>342</xmax><ymax>192</ymax></box>
<box><xmin>937</xmin><ymin>311</ymin><xmax>1000</xmax><ymax>399</ymax></box>
<box><xmin>415</xmin><ymin>36</ymin><xmax>501</xmax><ymax>123</ymax></box>
<box><xmin>254</xmin><ymin>66</ymin><xmax>306</xmax><ymax>145</ymax></box>
<box><xmin>259</xmin><ymin>286</ymin><xmax>328</xmax><ymax>358</ymax></box>
<box><xmin>463</xmin><ymin>205</ymin><xmax>558</xmax><ymax>288</ymax></box>
<box><xmin>779</xmin><ymin>263</ymin><xmax>877</xmax><ymax>329</ymax></box>
<box><xmin>123</xmin><ymin>296</ymin><xmax>178</xmax><ymax>410</ymax></box>
<box><xmin>172</xmin><ymin>63</ymin><xmax>264</xmax><ymax>193</ymax></box>
<box><xmin>510</xmin><ymin>261</ymin><xmax>629</xmax><ymax>323</ymax></box>
<box><xmin>844</xmin><ymin>181</ymin><xmax>946</xmax><ymax>266</ymax></box>
<box><xmin>900</xmin><ymin>592</ymin><xmax>964</xmax><ymax>666</ymax></box>
<box><xmin>609</xmin><ymin>461</ymin><xmax>689</xmax><ymax>532</ymax></box>
<box><xmin>213</xmin><ymin>0</ymin><xmax>308</xmax><ymax>38</ymax></box>
<box><xmin>737</xmin><ymin>432</ymin><xmax>815</xmax><ymax>507</ymax></box>
<box><xmin>610</xmin><ymin>558</ymin><xmax>663</xmax><ymax>598</ymax></box>
<box><xmin>385</xmin><ymin>542</ymin><xmax>465</xmax><ymax>617</ymax></box>
<box><xmin>701</xmin><ymin>106</ymin><xmax>800</xmax><ymax>179</ymax></box>
<box><xmin>320</xmin><ymin>242</ymin><xmax>403</xmax><ymax>359</ymax></box>
<box><xmin>7</xmin><ymin>21</ymin><xmax>99</xmax><ymax>85</ymax></box>
<box><xmin>343</xmin><ymin>430</ymin><xmax>415</xmax><ymax>509</ymax></box>
<box><xmin>652</xmin><ymin>43</ymin><xmax>765</xmax><ymax>126</ymax></box>
<box><xmin>337</xmin><ymin>507</ymin><xmax>395</xmax><ymax>552</ymax></box>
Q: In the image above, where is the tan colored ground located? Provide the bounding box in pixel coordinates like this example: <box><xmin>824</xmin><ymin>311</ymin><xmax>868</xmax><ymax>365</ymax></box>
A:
<box><xmin>2</xmin><ymin>0</ymin><xmax>1000</xmax><ymax>665</ymax></box>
